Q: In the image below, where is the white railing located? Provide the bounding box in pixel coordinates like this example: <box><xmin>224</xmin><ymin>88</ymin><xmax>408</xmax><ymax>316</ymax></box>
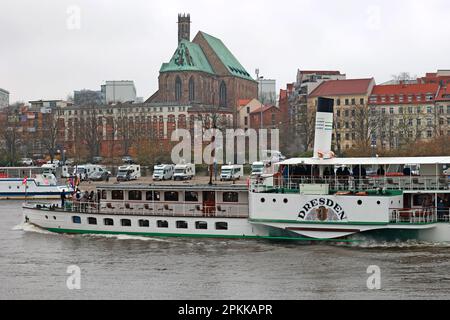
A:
<box><xmin>30</xmin><ymin>201</ymin><xmax>249</xmax><ymax>218</ymax></box>
<box><xmin>254</xmin><ymin>175</ymin><xmax>450</xmax><ymax>192</ymax></box>
<box><xmin>388</xmin><ymin>207</ymin><xmax>450</xmax><ymax>224</ymax></box>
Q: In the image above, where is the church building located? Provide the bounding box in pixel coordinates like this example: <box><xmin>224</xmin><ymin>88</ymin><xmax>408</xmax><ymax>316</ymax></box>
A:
<box><xmin>147</xmin><ymin>14</ymin><xmax>258</xmax><ymax>111</ymax></box>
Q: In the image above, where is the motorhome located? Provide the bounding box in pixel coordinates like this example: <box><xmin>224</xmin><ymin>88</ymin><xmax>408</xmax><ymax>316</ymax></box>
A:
<box><xmin>220</xmin><ymin>165</ymin><xmax>244</xmax><ymax>181</ymax></box>
<box><xmin>75</xmin><ymin>164</ymin><xmax>108</xmax><ymax>181</ymax></box>
<box><xmin>152</xmin><ymin>164</ymin><xmax>174</xmax><ymax>181</ymax></box>
<box><xmin>262</xmin><ymin>150</ymin><xmax>286</xmax><ymax>163</ymax></box>
<box><xmin>251</xmin><ymin>162</ymin><xmax>265</xmax><ymax>178</ymax></box>
<box><xmin>173</xmin><ymin>163</ymin><xmax>195</xmax><ymax>180</ymax></box>
<box><xmin>117</xmin><ymin>165</ymin><xmax>141</xmax><ymax>181</ymax></box>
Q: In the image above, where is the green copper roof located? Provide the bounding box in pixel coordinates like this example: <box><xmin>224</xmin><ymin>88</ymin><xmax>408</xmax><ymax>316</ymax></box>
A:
<box><xmin>160</xmin><ymin>40</ymin><xmax>214</xmax><ymax>74</ymax></box>
<box><xmin>199</xmin><ymin>32</ymin><xmax>254</xmax><ymax>81</ymax></box>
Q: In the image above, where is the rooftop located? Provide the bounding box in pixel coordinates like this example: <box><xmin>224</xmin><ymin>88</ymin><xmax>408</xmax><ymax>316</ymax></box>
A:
<box><xmin>309</xmin><ymin>78</ymin><xmax>374</xmax><ymax>97</ymax></box>
<box><xmin>371</xmin><ymin>83</ymin><xmax>440</xmax><ymax>96</ymax></box>
<box><xmin>160</xmin><ymin>39</ymin><xmax>215</xmax><ymax>75</ymax></box>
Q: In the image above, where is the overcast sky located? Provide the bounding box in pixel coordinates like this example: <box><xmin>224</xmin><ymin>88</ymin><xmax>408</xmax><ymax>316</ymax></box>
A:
<box><xmin>2</xmin><ymin>0</ymin><xmax>449</xmax><ymax>103</ymax></box>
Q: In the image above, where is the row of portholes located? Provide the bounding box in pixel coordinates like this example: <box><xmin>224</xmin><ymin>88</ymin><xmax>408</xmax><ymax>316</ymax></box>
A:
<box><xmin>260</xmin><ymin>198</ymin><xmax>289</xmax><ymax>204</ymax></box>
<box><xmin>260</xmin><ymin>198</ymin><xmax>384</xmax><ymax>206</ymax></box>
<box><xmin>9</xmin><ymin>186</ymin><xmax>28</xmax><ymax>190</ymax></box>
<box><xmin>44</xmin><ymin>215</ymin><xmax>57</xmax><ymax>220</ymax></box>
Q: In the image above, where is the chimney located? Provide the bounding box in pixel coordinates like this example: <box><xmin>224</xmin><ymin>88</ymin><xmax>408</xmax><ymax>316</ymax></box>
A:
<box><xmin>313</xmin><ymin>97</ymin><xmax>335</xmax><ymax>159</ymax></box>
<box><xmin>178</xmin><ymin>13</ymin><xmax>191</xmax><ymax>44</ymax></box>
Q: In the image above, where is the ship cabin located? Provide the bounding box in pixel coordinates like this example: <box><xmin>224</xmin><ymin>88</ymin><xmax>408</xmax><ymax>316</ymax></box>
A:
<box><xmin>93</xmin><ymin>184</ymin><xmax>249</xmax><ymax>218</ymax></box>
<box><xmin>251</xmin><ymin>156</ymin><xmax>450</xmax><ymax>223</ymax></box>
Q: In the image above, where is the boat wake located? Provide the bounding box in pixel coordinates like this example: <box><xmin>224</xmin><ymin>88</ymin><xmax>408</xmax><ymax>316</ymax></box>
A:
<box><xmin>346</xmin><ymin>238</ymin><xmax>450</xmax><ymax>249</ymax></box>
<box><xmin>13</xmin><ymin>222</ymin><xmax>55</xmax><ymax>235</ymax></box>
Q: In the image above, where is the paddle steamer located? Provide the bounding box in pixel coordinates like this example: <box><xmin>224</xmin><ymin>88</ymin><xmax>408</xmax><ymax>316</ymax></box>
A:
<box><xmin>22</xmin><ymin>98</ymin><xmax>450</xmax><ymax>242</ymax></box>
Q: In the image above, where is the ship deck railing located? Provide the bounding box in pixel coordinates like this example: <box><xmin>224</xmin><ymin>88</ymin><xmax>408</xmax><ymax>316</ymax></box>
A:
<box><xmin>252</xmin><ymin>175</ymin><xmax>450</xmax><ymax>193</ymax></box>
<box><xmin>27</xmin><ymin>201</ymin><xmax>249</xmax><ymax>219</ymax></box>
<box><xmin>389</xmin><ymin>207</ymin><xmax>450</xmax><ymax>224</ymax></box>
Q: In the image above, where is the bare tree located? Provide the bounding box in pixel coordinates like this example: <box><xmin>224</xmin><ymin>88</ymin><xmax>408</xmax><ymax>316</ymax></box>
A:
<box><xmin>81</xmin><ymin>106</ymin><xmax>104</xmax><ymax>161</ymax></box>
<box><xmin>0</xmin><ymin>108</ymin><xmax>22</xmax><ymax>165</ymax></box>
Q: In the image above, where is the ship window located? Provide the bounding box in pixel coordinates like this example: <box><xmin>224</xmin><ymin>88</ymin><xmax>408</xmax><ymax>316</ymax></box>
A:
<box><xmin>261</xmin><ymin>198</ymin><xmax>266</xmax><ymax>203</ymax></box>
<box><xmin>72</xmin><ymin>216</ymin><xmax>81</xmax><ymax>224</ymax></box>
<box><xmin>101</xmin><ymin>190</ymin><xmax>107</xmax><ymax>199</ymax></box>
<box><xmin>88</xmin><ymin>217</ymin><xmax>97</xmax><ymax>225</ymax></box>
<box><xmin>112</xmin><ymin>190</ymin><xmax>124</xmax><ymax>200</ymax></box>
<box><xmin>128</xmin><ymin>190</ymin><xmax>142</xmax><ymax>201</ymax></box>
<box><xmin>176</xmin><ymin>221</ymin><xmax>188</xmax><ymax>229</ymax></box>
<box><xmin>195</xmin><ymin>221</ymin><xmax>208</xmax><ymax>230</ymax></box>
<box><xmin>273</xmin><ymin>199</ymin><xmax>277</xmax><ymax>203</ymax></box>
<box><xmin>164</xmin><ymin>191</ymin><xmax>179</xmax><ymax>202</ymax></box>
<box><xmin>284</xmin><ymin>199</ymin><xmax>288</xmax><ymax>203</ymax></box>
<box><xmin>223</xmin><ymin>192</ymin><xmax>238</xmax><ymax>203</ymax></box>
<box><xmin>215</xmin><ymin>222</ymin><xmax>228</xmax><ymax>230</ymax></box>
<box><xmin>121</xmin><ymin>219</ymin><xmax>132</xmax><ymax>227</ymax></box>
<box><xmin>138</xmin><ymin>219</ymin><xmax>150</xmax><ymax>227</ymax></box>
<box><xmin>185</xmin><ymin>191</ymin><xmax>199</xmax><ymax>202</ymax></box>
<box><xmin>357</xmin><ymin>200</ymin><xmax>363</xmax><ymax>205</ymax></box>
<box><xmin>377</xmin><ymin>201</ymin><xmax>381</xmax><ymax>205</ymax></box>
<box><xmin>104</xmin><ymin>218</ymin><xmax>114</xmax><ymax>226</ymax></box>
<box><xmin>157</xmin><ymin>220</ymin><xmax>168</xmax><ymax>228</ymax></box>
<box><xmin>146</xmin><ymin>191</ymin><xmax>160</xmax><ymax>201</ymax></box>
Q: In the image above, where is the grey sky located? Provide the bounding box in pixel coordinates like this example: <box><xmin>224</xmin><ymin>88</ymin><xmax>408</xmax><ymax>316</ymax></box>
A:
<box><xmin>2</xmin><ymin>0</ymin><xmax>449</xmax><ymax>103</ymax></box>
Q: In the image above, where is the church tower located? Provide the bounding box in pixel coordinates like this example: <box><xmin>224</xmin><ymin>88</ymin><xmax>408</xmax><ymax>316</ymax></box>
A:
<box><xmin>178</xmin><ymin>13</ymin><xmax>191</xmax><ymax>43</ymax></box>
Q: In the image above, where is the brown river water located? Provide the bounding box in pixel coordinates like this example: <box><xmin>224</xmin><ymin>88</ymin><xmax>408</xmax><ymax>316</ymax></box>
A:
<box><xmin>1</xmin><ymin>200</ymin><xmax>449</xmax><ymax>300</ymax></box>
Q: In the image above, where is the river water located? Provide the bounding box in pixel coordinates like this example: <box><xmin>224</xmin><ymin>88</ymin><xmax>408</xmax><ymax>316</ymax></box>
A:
<box><xmin>1</xmin><ymin>200</ymin><xmax>449</xmax><ymax>300</ymax></box>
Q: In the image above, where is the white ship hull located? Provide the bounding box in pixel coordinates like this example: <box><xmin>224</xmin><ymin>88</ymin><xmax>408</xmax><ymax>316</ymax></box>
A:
<box><xmin>0</xmin><ymin>179</ymin><xmax>71</xmax><ymax>200</ymax></box>
<box><xmin>22</xmin><ymin>206</ymin><xmax>268</xmax><ymax>239</ymax></box>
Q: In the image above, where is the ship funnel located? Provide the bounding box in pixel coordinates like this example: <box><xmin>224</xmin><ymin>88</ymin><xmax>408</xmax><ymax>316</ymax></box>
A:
<box><xmin>313</xmin><ymin>97</ymin><xmax>334</xmax><ymax>159</ymax></box>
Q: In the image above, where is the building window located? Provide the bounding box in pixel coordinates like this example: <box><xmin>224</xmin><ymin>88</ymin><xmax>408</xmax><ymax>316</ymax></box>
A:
<box><xmin>176</xmin><ymin>221</ymin><xmax>188</xmax><ymax>229</ymax></box>
<box><xmin>336</xmin><ymin>99</ymin><xmax>341</xmax><ymax>106</ymax></box>
<box><xmin>345</xmin><ymin>99</ymin><xmax>349</xmax><ymax>105</ymax></box>
<box><xmin>157</xmin><ymin>220</ymin><xmax>168</xmax><ymax>228</ymax></box>
<box><xmin>360</xmin><ymin>98</ymin><xmax>364</xmax><ymax>105</ymax></box>
<box><xmin>175</xmin><ymin>76</ymin><xmax>182</xmax><ymax>101</ymax></box>
<box><xmin>223</xmin><ymin>192</ymin><xmax>239</xmax><ymax>203</ymax></box>
<box><xmin>128</xmin><ymin>190</ymin><xmax>142</xmax><ymax>201</ymax></box>
<box><xmin>427</xmin><ymin>130</ymin><xmax>433</xmax><ymax>138</ymax></box>
<box><xmin>189</xmin><ymin>77</ymin><xmax>195</xmax><ymax>101</ymax></box>
<box><xmin>215</xmin><ymin>222</ymin><xmax>228</xmax><ymax>230</ymax></box>
<box><xmin>101</xmin><ymin>190</ymin><xmax>107</xmax><ymax>199</ymax></box>
<box><xmin>121</xmin><ymin>219</ymin><xmax>132</xmax><ymax>227</ymax></box>
<box><xmin>185</xmin><ymin>191</ymin><xmax>199</xmax><ymax>202</ymax></box>
<box><xmin>219</xmin><ymin>81</ymin><xmax>227</xmax><ymax>107</ymax></box>
<box><xmin>104</xmin><ymin>218</ymin><xmax>114</xmax><ymax>226</ymax></box>
<box><xmin>138</xmin><ymin>219</ymin><xmax>150</xmax><ymax>227</ymax></box>
<box><xmin>195</xmin><ymin>221</ymin><xmax>208</xmax><ymax>230</ymax></box>
<box><xmin>164</xmin><ymin>191</ymin><xmax>179</xmax><ymax>202</ymax></box>
<box><xmin>87</xmin><ymin>217</ymin><xmax>97</xmax><ymax>225</ymax></box>
<box><xmin>72</xmin><ymin>216</ymin><xmax>81</xmax><ymax>224</ymax></box>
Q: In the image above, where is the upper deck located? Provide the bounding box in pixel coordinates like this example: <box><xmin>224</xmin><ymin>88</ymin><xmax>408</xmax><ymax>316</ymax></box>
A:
<box><xmin>262</xmin><ymin>156</ymin><xmax>450</xmax><ymax>193</ymax></box>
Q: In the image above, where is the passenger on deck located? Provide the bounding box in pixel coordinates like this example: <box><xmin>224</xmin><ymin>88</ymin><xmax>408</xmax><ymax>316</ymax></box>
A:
<box><xmin>377</xmin><ymin>167</ymin><xmax>385</xmax><ymax>176</ymax></box>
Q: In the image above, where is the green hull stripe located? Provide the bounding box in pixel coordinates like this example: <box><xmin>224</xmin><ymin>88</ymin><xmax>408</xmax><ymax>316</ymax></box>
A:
<box><xmin>45</xmin><ymin>228</ymin><xmax>361</xmax><ymax>243</ymax></box>
<box><xmin>249</xmin><ymin>218</ymin><xmax>389</xmax><ymax>226</ymax></box>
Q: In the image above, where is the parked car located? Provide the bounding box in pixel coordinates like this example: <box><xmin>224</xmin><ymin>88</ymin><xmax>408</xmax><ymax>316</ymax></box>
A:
<box><xmin>122</xmin><ymin>156</ymin><xmax>134</xmax><ymax>164</ymax></box>
<box><xmin>65</xmin><ymin>158</ymin><xmax>75</xmax><ymax>166</ymax></box>
<box><xmin>20</xmin><ymin>158</ymin><xmax>33</xmax><ymax>166</ymax></box>
<box><xmin>47</xmin><ymin>159</ymin><xmax>60</xmax><ymax>166</ymax></box>
<box><xmin>89</xmin><ymin>171</ymin><xmax>111</xmax><ymax>182</ymax></box>
<box><xmin>35</xmin><ymin>159</ymin><xmax>47</xmax><ymax>166</ymax></box>
<box><xmin>92</xmin><ymin>156</ymin><xmax>103</xmax><ymax>164</ymax></box>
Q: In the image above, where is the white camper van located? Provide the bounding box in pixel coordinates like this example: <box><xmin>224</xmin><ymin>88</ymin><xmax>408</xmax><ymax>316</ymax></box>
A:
<box><xmin>220</xmin><ymin>164</ymin><xmax>244</xmax><ymax>181</ymax></box>
<box><xmin>251</xmin><ymin>161</ymin><xmax>265</xmax><ymax>177</ymax></box>
<box><xmin>117</xmin><ymin>165</ymin><xmax>141</xmax><ymax>181</ymax></box>
<box><xmin>75</xmin><ymin>164</ymin><xmax>108</xmax><ymax>181</ymax></box>
<box><xmin>152</xmin><ymin>164</ymin><xmax>174</xmax><ymax>181</ymax></box>
<box><xmin>173</xmin><ymin>163</ymin><xmax>195</xmax><ymax>180</ymax></box>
